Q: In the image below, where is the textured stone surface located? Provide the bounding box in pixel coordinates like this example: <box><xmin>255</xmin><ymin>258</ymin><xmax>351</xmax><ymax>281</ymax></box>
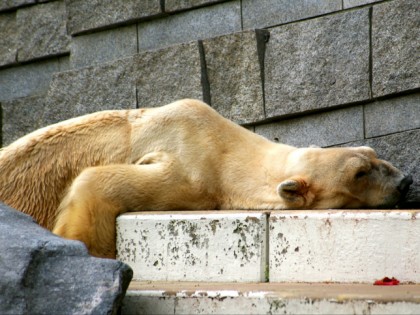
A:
<box><xmin>372</xmin><ymin>0</ymin><xmax>420</xmax><ymax>97</ymax></box>
<box><xmin>202</xmin><ymin>30</ymin><xmax>266</xmax><ymax>124</ymax></box>
<box><xmin>242</xmin><ymin>0</ymin><xmax>341</xmax><ymax>29</ymax></box>
<box><xmin>0</xmin><ymin>0</ymin><xmax>35</xmax><ymax>12</ymax></box>
<box><xmin>45</xmin><ymin>57</ymin><xmax>136</xmax><ymax>124</ymax></box>
<box><xmin>0</xmin><ymin>58</ymin><xmax>65</xmax><ymax>101</ymax></box>
<box><xmin>117</xmin><ymin>212</ymin><xmax>267</xmax><ymax>282</ymax></box>
<box><xmin>1</xmin><ymin>95</ymin><xmax>46</xmax><ymax>146</ymax></box>
<box><xmin>138</xmin><ymin>1</ymin><xmax>241</xmax><ymax>52</ymax></box>
<box><xmin>0</xmin><ymin>202</ymin><xmax>132</xmax><ymax>315</ymax></box>
<box><xmin>135</xmin><ymin>42</ymin><xmax>204</xmax><ymax>108</ymax></box>
<box><xmin>0</xmin><ymin>12</ymin><xmax>17</xmax><ymax>67</ymax></box>
<box><xmin>66</xmin><ymin>0</ymin><xmax>163</xmax><ymax>35</ymax></box>
<box><xmin>70</xmin><ymin>25</ymin><xmax>137</xmax><ymax>69</ymax></box>
<box><xmin>269</xmin><ymin>210</ymin><xmax>420</xmax><ymax>283</ymax></box>
<box><xmin>265</xmin><ymin>9</ymin><xmax>370</xmax><ymax>118</ymax></box>
<box><xmin>340</xmin><ymin>130</ymin><xmax>420</xmax><ymax>206</ymax></box>
<box><xmin>17</xmin><ymin>1</ymin><xmax>70</xmax><ymax>62</ymax></box>
<box><xmin>343</xmin><ymin>0</ymin><xmax>382</xmax><ymax>8</ymax></box>
<box><xmin>255</xmin><ymin>106</ymin><xmax>363</xmax><ymax>147</ymax></box>
<box><xmin>165</xmin><ymin>0</ymin><xmax>228</xmax><ymax>12</ymax></box>
<box><xmin>364</xmin><ymin>93</ymin><xmax>420</xmax><ymax>138</ymax></box>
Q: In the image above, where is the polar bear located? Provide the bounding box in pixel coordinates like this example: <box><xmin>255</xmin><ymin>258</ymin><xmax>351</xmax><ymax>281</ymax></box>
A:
<box><xmin>0</xmin><ymin>99</ymin><xmax>412</xmax><ymax>258</ymax></box>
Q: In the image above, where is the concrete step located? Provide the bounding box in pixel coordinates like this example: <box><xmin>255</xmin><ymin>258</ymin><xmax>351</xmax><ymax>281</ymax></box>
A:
<box><xmin>122</xmin><ymin>281</ymin><xmax>420</xmax><ymax>315</ymax></box>
<box><xmin>116</xmin><ymin>210</ymin><xmax>420</xmax><ymax>283</ymax></box>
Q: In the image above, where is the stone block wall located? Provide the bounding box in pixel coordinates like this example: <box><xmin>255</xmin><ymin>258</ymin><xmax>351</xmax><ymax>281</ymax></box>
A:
<box><xmin>1</xmin><ymin>0</ymin><xmax>419</xmax><ymax>204</ymax></box>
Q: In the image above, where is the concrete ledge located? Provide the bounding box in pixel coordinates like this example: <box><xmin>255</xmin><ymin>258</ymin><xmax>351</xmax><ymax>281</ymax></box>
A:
<box><xmin>123</xmin><ymin>281</ymin><xmax>420</xmax><ymax>314</ymax></box>
<box><xmin>270</xmin><ymin>210</ymin><xmax>420</xmax><ymax>283</ymax></box>
<box><xmin>116</xmin><ymin>211</ymin><xmax>267</xmax><ymax>282</ymax></box>
<box><xmin>117</xmin><ymin>210</ymin><xmax>420</xmax><ymax>284</ymax></box>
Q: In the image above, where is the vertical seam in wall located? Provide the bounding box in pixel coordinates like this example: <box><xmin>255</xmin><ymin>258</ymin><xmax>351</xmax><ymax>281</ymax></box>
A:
<box><xmin>362</xmin><ymin>104</ymin><xmax>367</xmax><ymax>139</ymax></box>
<box><xmin>198</xmin><ymin>40</ymin><xmax>211</xmax><ymax>105</ymax></box>
<box><xmin>256</xmin><ymin>30</ymin><xmax>269</xmax><ymax>120</ymax></box>
<box><xmin>135</xmin><ymin>21</ymin><xmax>140</xmax><ymax>109</ymax></box>
<box><xmin>240</xmin><ymin>0</ymin><xmax>244</xmax><ymax>31</ymax></box>
<box><xmin>136</xmin><ymin>22</ymin><xmax>140</xmax><ymax>54</ymax></box>
<box><xmin>368</xmin><ymin>7</ymin><xmax>373</xmax><ymax>100</ymax></box>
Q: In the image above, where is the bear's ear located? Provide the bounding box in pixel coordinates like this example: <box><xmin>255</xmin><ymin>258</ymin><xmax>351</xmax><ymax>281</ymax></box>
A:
<box><xmin>277</xmin><ymin>177</ymin><xmax>309</xmax><ymax>207</ymax></box>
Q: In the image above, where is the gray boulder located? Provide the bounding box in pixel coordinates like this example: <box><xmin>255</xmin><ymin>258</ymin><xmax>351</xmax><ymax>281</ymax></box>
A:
<box><xmin>0</xmin><ymin>202</ymin><xmax>133</xmax><ymax>315</ymax></box>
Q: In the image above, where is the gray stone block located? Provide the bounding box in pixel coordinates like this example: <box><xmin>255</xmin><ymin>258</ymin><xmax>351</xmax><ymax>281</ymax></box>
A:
<box><xmin>372</xmin><ymin>0</ymin><xmax>420</xmax><ymax>97</ymax></box>
<box><xmin>255</xmin><ymin>106</ymin><xmax>363</xmax><ymax>148</ymax></box>
<box><xmin>242</xmin><ymin>0</ymin><xmax>341</xmax><ymax>29</ymax></box>
<box><xmin>0</xmin><ymin>12</ymin><xmax>17</xmax><ymax>67</ymax></box>
<box><xmin>343</xmin><ymin>0</ymin><xmax>382</xmax><ymax>8</ymax></box>
<box><xmin>17</xmin><ymin>1</ymin><xmax>70</xmax><ymax>62</ymax></box>
<box><xmin>66</xmin><ymin>0</ymin><xmax>163</xmax><ymax>35</ymax></box>
<box><xmin>0</xmin><ymin>0</ymin><xmax>35</xmax><ymax>12</ymax></box>
<box><xmin>165</xmin><ymin>0</ymin><xmax>228</xmax><ymax>12</ymax></box>
<box><xmin>202</xmin><ymin>30</ymin><xmax>266</xmax><ymax>124</ymax></box>
<box><xmin>135</xmin><ymin>42</ymin><xmax>204</xmax><ymax>108</ymax></box>
<box><xmin>70</xmin><ymin>25</ymin><xmax>137</xmax><ymax>69</ymax></box>
<box><xmin>138</xmin><ymin>1</ymin><xmax>241</xmax><ymax>52</ymax></box>
<box><xmin>264</xmin><ymin>9</ymin><xmax>370</xmax><ymax>119</ymax></box>
<box><xmin>45</xmin><ymin>57</ymin><xmax>137</xmax><ymax>123</ymax></box>
<box><xmin>339</xmin><ymin>130</ymin><xmax>420</xmax><ymax>206</ymax></box>
<box><xmin>0</xmin><ymin>202</ymin><xmax>132</xmax><ymax>315</ymax></box>
<box><xmin>364</xmin><ymin>93</ymin><xmax>420</xmax><ymax>138</ymax></box>
<box><xmin>1</xmin><ymin>95</ymin><xmax>47</xmax><ymax>146</ymax></box>
<box><xmin>0</xmin><ymin>59</ymin><xmax>61</xmax><ymax>102</ymax></box>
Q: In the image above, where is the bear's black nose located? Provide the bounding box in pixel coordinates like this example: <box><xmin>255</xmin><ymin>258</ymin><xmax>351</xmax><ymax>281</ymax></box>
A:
<box><xmin>398</xmin><ymin>175</ymin><xmax>413</xmax><ymax>196</ymax></box>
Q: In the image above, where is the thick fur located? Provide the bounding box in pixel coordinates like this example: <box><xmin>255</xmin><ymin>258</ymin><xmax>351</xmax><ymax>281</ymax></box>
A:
<box><xmin>0</xmin><ymin>99</ymin><xmax>408</xmax><ymax>258</ymax></box>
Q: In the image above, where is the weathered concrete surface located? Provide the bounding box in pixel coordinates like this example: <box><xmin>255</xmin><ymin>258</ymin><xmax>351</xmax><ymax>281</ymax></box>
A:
<box><xmin>138</xmin><ymin>1</ymin><xmax>241</xmax><ymax>52</ymax></box>
<box><xmin>255</xmin><ymin>106</ymin><xmax>363</xmax><ymax>147</ymax></box>
<box><xmin>165</xmin><ymin>0</ymin><xmax>228</xmax><ymax>12</ymax></box>
<box><xmin>0</xmin><ymin>12</ymin><xmax>17</xmax><ymax>67</ymax></box>
<box><xmin>70</xmin><ymin>25</ymin><xmax>138</xmax><ymax>69</ymax></box>
<box><xmin>372</xmin><ymin>0</ymin><xmax>420</xmax><ymax>97</ymax></box>
<box><xmin>242</xmin><ymin>0</ymin><xmax>341</xmax><ymax>29</ymax></box>
<box><xmin>44</xmin><ymin>57</ymin><xmax>137</xmax><ymax>123</ymax></box>
<box><xmin>123</xmin><ymin>281</ymin><xmax>420</xmax><ymax>315</ymax></box>
<box><xmin>1</xmin><ymin>95</ymin><xmax>46</xmax><ymax>146</ymax></box>
<box><xmin>269</xmin><ymin>210</ymin><xmax>420</xmax><ymax>283</ymax></box>
<box><xmin>0</xmin><ymin>0</ymin><xmax>35</xmax><ymax>12</ymax></box>
<box><xmin>364</xmin><ymin>93</ymin><xmax>420</xmax><ymax>138</ymax></box>
<box><xmin>17</xmin><ymin>1</ymin><xmax>70</xmax><ymax>62</ymax></box>
<box><xmin>202</xmin><ymin>30</ymin><xmax>266</xmax><ymax>124</ymax></box>
<box><xmin>0</xmin><ymin>57</ymin><xmax>68</xmax><ymax>102</ymax></box>
<box><xmin>344</xmin><ymin>0</ymin><xmax>382</xmax><ymax>8</ymax></box>
<box><xmin>135</xmin><ymin>42</ymin><xmax>204</xmax><ymax>108</ymax></box>
<box><xmin>265</xmin><ymin>9</ymin><xmax>370</xmax><ymax>118</ymax></box>
<box><xmin>0</xmin><ymin>202</ymin><xmax>133</xmax><ymax>315</ymax></box>
<box><xmin>66</xmin><ymin>0</ymin><xmax>163</xmax><ymax>35</ymax></box>
<box><xmin>116</xmin><ymin>211</ymin><xmax>267</xmax><ymax>282</ymax></box>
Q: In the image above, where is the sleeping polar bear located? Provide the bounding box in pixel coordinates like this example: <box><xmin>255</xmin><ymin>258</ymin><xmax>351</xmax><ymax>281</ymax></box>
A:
<box><xmin>0</xmin><ymin>99</ymin><xmax>412</xmax><ymax>258</ymax></box>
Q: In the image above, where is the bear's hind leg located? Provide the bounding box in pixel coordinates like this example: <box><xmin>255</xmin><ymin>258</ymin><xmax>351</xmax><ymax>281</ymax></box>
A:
<box><xmin>53</xmin><ymin>171</ymin><xmax>123</xmax><ymax>258</ymax></box>
<box><xmin>52</xmin><ymin>155</ymin><xmax>199</xmax><ymax>258</ymax></box>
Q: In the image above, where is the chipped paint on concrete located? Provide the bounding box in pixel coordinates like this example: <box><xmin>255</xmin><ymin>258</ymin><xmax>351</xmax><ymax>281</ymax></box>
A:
<box><xmin>269</xmin><ymin>210</ymin><xmax>420</xmax><ymax>283</ymax></box>
<box><xmin>116</xmin><ymin>212</ymin><xmax>267</xmax><ymax>282</ymax></box>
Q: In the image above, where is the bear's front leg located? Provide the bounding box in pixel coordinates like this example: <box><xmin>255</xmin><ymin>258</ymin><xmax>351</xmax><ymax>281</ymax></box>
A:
<box><xmin>53</xmin><ymin>153</ymin><xmax>193</xmax><ymax>258</ymax></box>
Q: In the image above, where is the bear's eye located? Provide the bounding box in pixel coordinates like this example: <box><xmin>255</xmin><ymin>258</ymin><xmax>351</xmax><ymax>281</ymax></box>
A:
<box><xmin>355</xmin><ymin>171</ymin><xmax>367</xmax><ymax>179</ymax></box>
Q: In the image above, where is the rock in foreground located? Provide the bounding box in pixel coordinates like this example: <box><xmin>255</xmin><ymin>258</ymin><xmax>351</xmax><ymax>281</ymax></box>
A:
<box><xmin>0</xmin><ymin>202</ymin><xmax>133</xmax><ymax>315</ymax></box>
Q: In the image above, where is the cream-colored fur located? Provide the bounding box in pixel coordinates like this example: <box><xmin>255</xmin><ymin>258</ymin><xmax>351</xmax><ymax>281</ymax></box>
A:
<box><xmin>0</xmin><ymin>99</ymin><xmax>408</xmax><ymax>258</ymax></box>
